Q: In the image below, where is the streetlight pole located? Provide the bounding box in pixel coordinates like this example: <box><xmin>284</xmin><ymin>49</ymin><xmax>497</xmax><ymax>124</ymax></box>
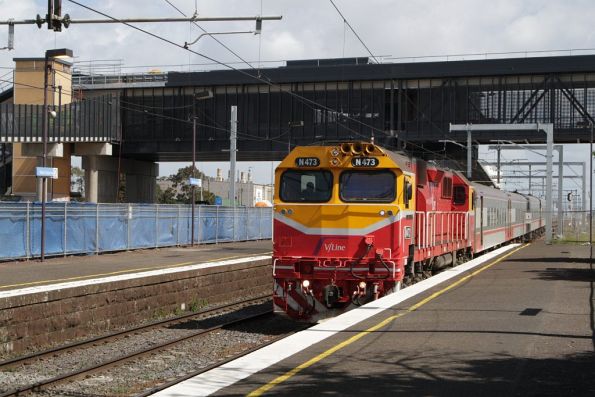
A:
<box><xmin>40</xmin><ymin>48</ymin><xmax>72</xmax><ymax>262</ymax></box>
<box><xmin>40</xmin><ymin>50</ymin><xmax>50</xmax><ymax>262</ymax></box>
<box><xmin>189</xmin><ymin>90</ymin><xmax>212</xmax><ymax>247</ymax></box>
<box><xmin>191</xmin><ymin>115</ymin><xmax>196</xmax><ymax>247</ymax></box>
<box><xmin>590</xmin><ymin>122</ymin><xmax>593</xmax><ymax>262</ymax></box>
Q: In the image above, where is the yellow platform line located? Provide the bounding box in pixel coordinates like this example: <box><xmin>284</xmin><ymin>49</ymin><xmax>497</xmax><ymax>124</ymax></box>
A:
<box><xmin>0</xmin><ymin>252</ymin><xmax>272</xmax><ymax>291</ymax></box>
<box><xmin>247</xmin><ymin>244</ymin><xmax>528</xmax><ymax>397</ymax></box>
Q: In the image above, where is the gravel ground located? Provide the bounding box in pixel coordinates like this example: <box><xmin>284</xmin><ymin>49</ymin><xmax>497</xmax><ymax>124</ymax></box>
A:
<box><xmin>0</xmin><ymin>300</ymin><xmax>302</xmax><ymax>397</ymax></box>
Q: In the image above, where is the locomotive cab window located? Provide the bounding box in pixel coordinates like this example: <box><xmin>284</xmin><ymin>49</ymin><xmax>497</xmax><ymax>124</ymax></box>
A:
<box><xmin>404</xmin><ymin>179</ymin><xmax>413</xmax><ymax>208</ymax></box>
<box><xmin>280</xmin><ymin>170</ymin><xmax>333</xmax><ymax>202</ymax></box>
<box><xmin>453</xmin><ymin>185</ymin><xmax>466</xmax><ymax>205</ymax></box>
<box><xmin>442</xmin><ymin>177</ymin><xmax>453</xmax><ymax>198</ymax></box>
<box><xmin>340</xmin><ymin>170</ymin><xmax>396</xmax><ymax>202</ymax></box>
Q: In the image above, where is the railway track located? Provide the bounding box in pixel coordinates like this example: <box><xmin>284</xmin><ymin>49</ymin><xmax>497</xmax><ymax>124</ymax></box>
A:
<box><xmin>0</xmin><ymin>296</ymin><xmax>276</xmax><ymax>397</ymax></box>
<box><xmin>134</xmin><ymin>323</ymin><xmax>310</xmax><ymax>397</ymax></box>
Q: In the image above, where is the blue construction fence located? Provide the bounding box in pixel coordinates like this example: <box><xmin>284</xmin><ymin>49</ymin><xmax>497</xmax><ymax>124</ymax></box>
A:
<box><xmin>0</xmin><ymin>202</ymin><xmax>272</xmax><ymax>261</ymax></box>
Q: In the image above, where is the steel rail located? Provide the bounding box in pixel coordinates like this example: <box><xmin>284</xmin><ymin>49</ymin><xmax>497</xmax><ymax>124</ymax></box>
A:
<box><xmin>0</xmin><ymin>294</ymin><xmax>270</xmax><ymax>371</ymax></box>
<box><xmin>0</xmin><ymin>307</ymin><xmax>273</xmax><ymax>397</ymax></box>
<box><xmin>134</xmin><ymin>323</ymin><xmax>312</xmax><ymax>397</ymax></box>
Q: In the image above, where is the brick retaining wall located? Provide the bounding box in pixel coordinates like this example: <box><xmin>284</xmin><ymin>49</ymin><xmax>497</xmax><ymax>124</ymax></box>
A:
<box><xmin>0</xmin><ymin>259</ymin><xmax>272</xmax><ymax>356</ymax></box>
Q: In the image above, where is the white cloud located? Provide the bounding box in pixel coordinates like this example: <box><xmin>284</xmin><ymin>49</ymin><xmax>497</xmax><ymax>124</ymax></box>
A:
<box><xmin>3</xmin><ymin>0</ymin><xmax>595</xmax><ymax>69</ymax></box>
<box><xmin>2</xmin><ymin>0</ymin><xmax>595</xmax><ymax>182</ymax></box>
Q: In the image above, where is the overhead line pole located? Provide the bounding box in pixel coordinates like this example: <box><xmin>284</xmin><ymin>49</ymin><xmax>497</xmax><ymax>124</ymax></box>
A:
<box><xmin>0</xmin><ymin>16</ymin><xmax>282</xmax><ymax>25</ymax></box>
<box><xmin>230</xmin><ymin>106</ymin><xmax>237</xmax><ymax>208</ymax></box>
<box><xmin>450</xmin><ymin>123</ymin><xmax>554</xmax><ymax>243</ymax></box>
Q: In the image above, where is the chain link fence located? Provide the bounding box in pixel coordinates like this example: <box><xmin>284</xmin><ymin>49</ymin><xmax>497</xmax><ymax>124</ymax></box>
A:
<box><xmin>0</xmin><ymin>203</ymin><xmax>272</xmax><ymax>261</ymax></box>
<box><xmin>552</xmin><ymin>210</ymin><xmax>593</xmax><ymax>243</ymax></box>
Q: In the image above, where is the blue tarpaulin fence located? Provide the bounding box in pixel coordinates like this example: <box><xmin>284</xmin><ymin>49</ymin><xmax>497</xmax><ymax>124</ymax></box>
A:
<box><xmin>0</xmin><ymin>203</ymin><xmax>272</xmax><ymax>261</ymax></box>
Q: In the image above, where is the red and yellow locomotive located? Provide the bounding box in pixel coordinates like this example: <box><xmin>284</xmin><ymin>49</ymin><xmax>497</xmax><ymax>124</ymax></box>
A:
<box><xmin>272</xmin><ymin>142</ymin><xmax>543</xmax><ymax>321</ymax></box>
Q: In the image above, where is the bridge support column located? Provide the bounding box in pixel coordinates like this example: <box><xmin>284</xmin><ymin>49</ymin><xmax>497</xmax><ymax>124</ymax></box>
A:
<box><xmin>82</xmin><ymin>154</ymin><xmax>158</xmax><ymax>203</ymax></box>
<box><xmin>14</xmin><ymin>143</ymin><xmax>71</xmax><ymax>202</ymax></box>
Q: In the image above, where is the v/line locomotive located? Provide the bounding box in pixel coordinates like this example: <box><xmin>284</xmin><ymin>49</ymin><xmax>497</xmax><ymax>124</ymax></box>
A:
<box><xmin>272</xmin><ymin>142</ymin><xmax>544</xmax><ymax>321</ymax></box>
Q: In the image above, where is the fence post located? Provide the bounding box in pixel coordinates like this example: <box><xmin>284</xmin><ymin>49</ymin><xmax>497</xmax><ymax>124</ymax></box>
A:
<box><xmin>176</xmin><ymin>204</ymin><xmax>180</xmax><ymax>246</ymax></box>
<box><xmin>95</xmin><ymin>203</ymin><xmax>100</xmax><ymax>254</ymax></box>
<box><xmin>198</xmin><ymin>205</ymin><xmax>202</xmax><ymax>244</ymax></box>
<box><xmin>258</xmin><ymin>208</ymin><xmax>262</xmax><ymax>239</ymax></box>
<box><xmin>26</xmin><ymin>202</ymin><xmax>30</xmax><ymax>259</ymax></box>
<box><xmin>232</xmin><ymin>207</ymin><xmax>236</xmax><ymax>241</ymax></box>
<box><xmin>155</xmin><ymin>204</ymin><xmax>159</xmax><ymax>248</ymax></box>
<box><xmin>63</xmin><ymin>202</ymin><xmax>67</xmax><ymax>256</ymax></box>
<box><xmin>215</xmin><ymin>205</ymin><xmax>219</xmax><ymax>244</ymax></box>
<box><xmin>127</xmin><ymin>204</ymin><xmax>131</xmax><ymax>250</ymax></box>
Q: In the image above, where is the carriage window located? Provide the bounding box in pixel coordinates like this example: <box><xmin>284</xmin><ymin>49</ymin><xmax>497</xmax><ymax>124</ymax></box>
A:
<box><xmin>280</xmin><ymin>170</ymin><xmax>333</xmax><ymax>202</ymax></box>
<box><xmin>453</xmin><ymin>186</ymin><xmax>466</xmax><ymax>205</ymax></box>
<box><xmin>340</xmin><ymin>170</ymin><xmax>395</xmax><ymax>202</ymax></box>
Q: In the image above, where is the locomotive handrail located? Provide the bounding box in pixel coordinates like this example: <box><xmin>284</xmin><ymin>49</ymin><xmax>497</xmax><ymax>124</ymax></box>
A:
<box><xmin>415</xmin><ymin>211</ymin><xmax>470</xmax><ymax>250</ymax></box>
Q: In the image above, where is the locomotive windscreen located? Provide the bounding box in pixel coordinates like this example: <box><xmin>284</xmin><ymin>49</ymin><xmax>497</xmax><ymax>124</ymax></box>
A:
<box><xmin>339</xmin><ymin>170</ymin><xmax>396</xmax><ymax>202</ymax></box>
<box><xmin>280</xmin><ymin>170</ymin><xmax>333</xmax><ymax>202</ymax></box>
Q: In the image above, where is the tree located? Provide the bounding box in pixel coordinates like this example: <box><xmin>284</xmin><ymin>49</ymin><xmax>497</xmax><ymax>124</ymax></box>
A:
<box><xmin>156</xmin><ymin>166</ymin><xmax>215</xmax><ymax>204</ymax></box>
<box><xmin>156</xmin><ymin>183</ymin><xmax>177</xmax><ymax>204</ymax></box>
<box><xmin>70</xmin><ymin>167</ymin><xmax>85</xmax><ymax>200</ymax></box>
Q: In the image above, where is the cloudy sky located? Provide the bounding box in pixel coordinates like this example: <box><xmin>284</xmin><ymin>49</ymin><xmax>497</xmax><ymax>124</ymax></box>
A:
<box><xmin>0</xmin><ymin>0</ymin><xmax>593</xmax><ymax>189</ymax></box>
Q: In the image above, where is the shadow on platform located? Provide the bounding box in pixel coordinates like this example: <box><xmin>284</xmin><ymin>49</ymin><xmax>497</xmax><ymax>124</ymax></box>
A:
<box><xmin>236</xmin><ymin>351</ymin><xmax>595</xmax><ymax>397</ymax></box>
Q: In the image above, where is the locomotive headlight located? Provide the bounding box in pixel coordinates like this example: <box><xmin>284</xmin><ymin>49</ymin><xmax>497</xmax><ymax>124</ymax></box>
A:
<box><xmin>302</xmin><ymin>279</ymin><xmax>310</xmax><ymax>288</ymax></box>
<box><xmin>331</xmin><ymin>157</ymin><xmax>340</xmax><ymax>166</ymax></box>
<box><xmin>358</xmin><ymin>281</ymin><xmax>367</xmax><ymax>289</ymax></box>
<box><xmin>331</xmin><ymin>147</ymin><xmax>340</xmax><ymax>157</ymax></box>
<box><xmin>379</xmin><ymin>210</ymin><xmax>386</xmax><ymax>216</ymax></box>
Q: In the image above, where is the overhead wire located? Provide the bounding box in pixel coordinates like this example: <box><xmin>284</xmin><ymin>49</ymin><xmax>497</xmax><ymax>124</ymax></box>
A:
<box><xmin>328</xmin><ymin>0</ymin><xmax>379</xmax><ymax>64</ymax></box>
<box><xmin>119</xmin><ymin>102</ymin><xmax>291</xmax><ymax>146</ymax></box>
<box><xmin>62</xmin><ymin>0</ymin><xmax>475</xmax><ymax>168</ymax></box>
<box><xmin>65</xmin><ymin>0</ymin><xmax>394</xmax><ymax>140</ymax></box>
<box><xmin>161</xmin><ymin>0</ymin><xmax>258</xmax><ymax>71</ymax></box>
<box><xmin>0</xmin><ymin>77</ymin><xmax>112</xmax><ymax>103</ymax></box>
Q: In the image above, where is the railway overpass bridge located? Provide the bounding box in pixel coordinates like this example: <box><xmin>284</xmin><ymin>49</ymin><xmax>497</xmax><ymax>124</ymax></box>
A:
<box><xmin>2</xmin><ymin>53</ymin><xmax>595</xmax><ymax>201</ymax></box>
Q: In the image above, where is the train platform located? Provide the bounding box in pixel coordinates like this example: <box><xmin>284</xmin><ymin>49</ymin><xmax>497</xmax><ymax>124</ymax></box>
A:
<box><xmin>0</xmin><ymin>240</ymin><xmax>272</xmax><ymax>293</ymax></box>
<box><xmin>155</xmin><ymin>240</ymin><xmax>595</xmax><ymax>396</ymax></box>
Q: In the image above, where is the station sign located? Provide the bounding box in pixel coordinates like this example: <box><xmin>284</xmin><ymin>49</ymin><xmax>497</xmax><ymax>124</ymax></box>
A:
<box><xmin>351</xmin><ymin>157</ymin><xmax>379</xmax><ymax>167</ymax></box>
<box><xmin>35</xmin><ymin>167</ymin><xmax>58</xmax><ymax>179</ymax></box>
<box><xmin>295</xmin><ymin>157</ymin><xmax>320</xmax><ymax>167</ymax></box>
<box><xmin>188</xmin><ymin>177</ymin><xmax>202</xmax><ymax>187</ymax></box>
<box><xmin>215</xmin><ymin>196</ymin><xmax>223</xmax><ymax>206</ymax></box>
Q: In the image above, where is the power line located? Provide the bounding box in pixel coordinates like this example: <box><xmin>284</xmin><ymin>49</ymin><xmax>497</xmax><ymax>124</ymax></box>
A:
<box><xmin>57</xmin><ymin>1</ymin><xmax>470</xmax><ymax>167</ymax></box>
<box><xmin>0</xmin><ymin>77</ymin><xmax>112</xmax><ymax>102</ymax></box>
<box><xmin>64</xmin><ymin>0</ymin><xmax>391</xmax><ymax>140</ymax></box>
<box><xmin>328</xmin><ymin>0</ymin><xmax>379</xmax><ymax>64</ymax></box>
<box><xmin>161</xmin><ymin>0</ymin><xmax>256</xmax><ymax>71</ymax></box>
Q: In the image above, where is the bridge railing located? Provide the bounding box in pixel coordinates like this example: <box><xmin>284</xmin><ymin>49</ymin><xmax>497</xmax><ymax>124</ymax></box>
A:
<box><xmin>0</xmin><ymin>202</ymin><xmax>272</xmax><ymax>261</ymax></box>
<box><xmin>0</xmin><ymin>94</ymin><xmax>120</xmax><ymax>143</ymax></box>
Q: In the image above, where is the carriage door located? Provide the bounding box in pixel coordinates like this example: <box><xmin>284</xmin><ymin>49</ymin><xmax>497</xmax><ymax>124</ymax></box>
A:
<box><xmin>507</xmin><ymin>199</ymin><xmax>512</xmax><ymax>241</ymax></box>
<box><xmin>525</xmin><ymin>200</ymin><xmax>531</xmax><ymax>236</ymax></box>
<box><xmin>480</xmin><ymin>196</ymin><xmax>484</xmax><ymax>247</ymax></box>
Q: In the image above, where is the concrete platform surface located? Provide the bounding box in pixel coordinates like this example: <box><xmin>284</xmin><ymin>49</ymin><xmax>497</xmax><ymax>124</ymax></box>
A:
<box><xmin>216</xmin><ymin>241</ymin><xmax>594</xmax><ymax>396</ymax></box>
<box><xmin>0</xmin><ymin>240</ymin><xmax>272</xmax><ymax>291</ymax></box>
